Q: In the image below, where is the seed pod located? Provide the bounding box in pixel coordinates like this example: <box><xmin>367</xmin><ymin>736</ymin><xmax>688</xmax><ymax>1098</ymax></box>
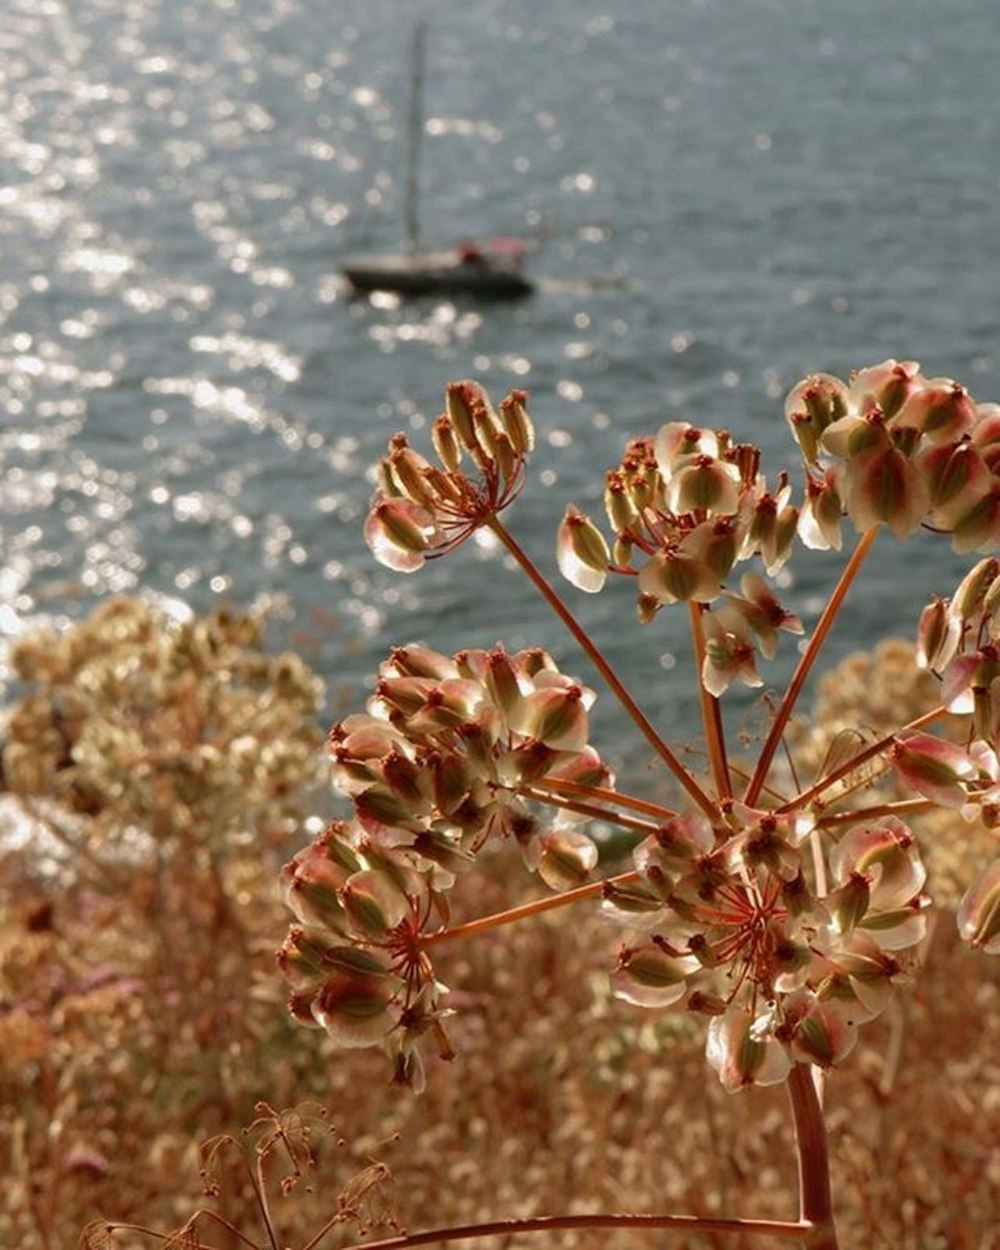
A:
<box><xmin>431</xmin><ymin>414</ymin><xmax>462</xmax><ymax>472</ymax></box>
<box><xmin>556</xmin><ymin>505</ymin><xmax>609</xmax><ymax>593</ymax></box>
<box><xmin>499</xmin><ymin>389</ymin><xmax>535</xmax><ymax>455</ymax></box>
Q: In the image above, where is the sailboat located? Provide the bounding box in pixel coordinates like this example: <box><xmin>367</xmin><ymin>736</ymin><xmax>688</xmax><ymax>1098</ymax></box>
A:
<box><xmin>341</xmin><ymin>26</ymin><xmax>533</xmax><ymax>299</ymax></box>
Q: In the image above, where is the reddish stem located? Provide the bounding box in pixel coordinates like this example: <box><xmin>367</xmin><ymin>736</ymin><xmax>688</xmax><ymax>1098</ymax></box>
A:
<box><xmin>776</xmin><ymin>705</ymin><xmax>947</xmax><ymax>815</ymax></box>
<box><xmin>689</xmin><ymin>601</ymin><xmax>732</xmax><ymax>799</ymax></box>
<box><xmin>420</xmin><ymin>870</ymin><xmax>639</xmax><ymax>949</ymax></box>
<box><xmin>745</xmin><ymin>526</ymin><xmax>879</xmax><ymax>808</ymax></box>
<box><xmin>333</xmin><ymin>1211</ymin><xmax>812</xmax><ymax>1250</ymax></box>
<box><xmin>488</xmin><ymin>518</ymin><xmax>722</xmax><ymax>823</ymax></box>
<box><xmin>530</xmin><ymin>776</ymin><xmax>679</xmax><ymax>823</ymax></box>
<box><xmin>521</xmin><ymin>784</ymin><xmax>662</xmax><ymax>836</ymax></box>
<box><xmin>787</xmin><ymin>1064</ymin><xmax>839</xmax><ymax>1249</ymax></box>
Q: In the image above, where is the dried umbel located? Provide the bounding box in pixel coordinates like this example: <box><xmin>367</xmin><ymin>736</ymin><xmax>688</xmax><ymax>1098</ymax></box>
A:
<box><xmin>364</xmin><ymin>381</ymin><xmax>533</xmax><ymax>570</ymax></box>
<box><xmin>282</xmin><ymin>369</ymin><xmax>999</xmax><ymax>1100</ymax></box>
<box><xmin>280</xmin><ymin>641</ymin><xmax>611</xmax><ymax>1089</ymax></box>
<box><xmin>280</xmin><ymin>365</ymin><xmax>1000</xmax><ymax>1249</ymax></box>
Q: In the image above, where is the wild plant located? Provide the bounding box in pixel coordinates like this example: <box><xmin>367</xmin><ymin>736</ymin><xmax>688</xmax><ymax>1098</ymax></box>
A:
<box><xmin>275</xmin><ymin>363</ymin><xmax>1000</xmax><ymax>1249</ymax></box>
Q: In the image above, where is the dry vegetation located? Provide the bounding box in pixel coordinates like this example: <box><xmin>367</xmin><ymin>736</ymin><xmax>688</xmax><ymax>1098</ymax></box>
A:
<box><xmin>1</xmin><ymin>604</ymin><xmax>997</xmax><ymax>1250</ymax></box>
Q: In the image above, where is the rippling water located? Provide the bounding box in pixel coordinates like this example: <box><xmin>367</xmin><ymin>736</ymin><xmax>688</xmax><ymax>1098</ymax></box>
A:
<box><xmin>3</xmin><ymin>0</ymin><xmax>999</xmax><ymax>760</ymax></box>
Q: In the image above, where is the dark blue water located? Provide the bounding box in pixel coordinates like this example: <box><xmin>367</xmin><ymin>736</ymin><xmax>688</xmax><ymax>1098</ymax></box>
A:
<box><xmin>2</xmin><ymin>0</ymin><xmax>998</xmax><ymax>760</ymax></box>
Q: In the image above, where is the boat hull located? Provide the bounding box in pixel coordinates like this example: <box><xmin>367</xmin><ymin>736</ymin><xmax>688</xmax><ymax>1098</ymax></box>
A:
<box><xmin>342</xmin><ymin>252</ymin><xmax>533</xmax><ymax>299</ymax></box>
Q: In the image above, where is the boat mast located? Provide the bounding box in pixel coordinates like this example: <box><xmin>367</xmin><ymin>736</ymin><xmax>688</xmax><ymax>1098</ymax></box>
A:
<box><xmin>403</xmin><ymin>23</ymin><xmax>425</xmax><ymax>256</ymax></box>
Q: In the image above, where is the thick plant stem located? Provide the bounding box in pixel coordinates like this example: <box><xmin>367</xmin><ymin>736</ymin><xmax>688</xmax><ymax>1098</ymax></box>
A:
<box><xmin>788</xmin><ymin>1064</ymin><xmax>839</xmax><ymax>1249</ymax></box>
<box><xmin>689</xmin><ymin>601</ymin><xmax>731</xmax><ymax>799</ymax></box>
<box><xmin>745</xmin><ymin>526</ymin><xmax>879</xmax><ymax>808</ymax></box>
<box><xmin>488</xmin><ymin>518</ymin><xmax>722</xmax><ymax>823</ymax></box>
<box><xmin>333</xmin><ymin>1211</ymin><xmax>812</xmax><ymax>1250</ymax></box>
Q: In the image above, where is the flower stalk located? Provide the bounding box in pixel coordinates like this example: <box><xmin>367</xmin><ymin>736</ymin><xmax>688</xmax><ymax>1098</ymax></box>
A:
<box><xmin>489</xmin><ymin>517</ymin><xmax>723</xmax><ymax>821</ymax></box>
<box><xmin>787</xmin><ymin>1064</ymin><xmax>838</xmax><ymax>1249</ymax></box>
<box><xmin>689</xmin><ymin>600</ymin><xmax>732</xmax><ymax>798</ymax></box>
<box><xmin>332</xmin><ymin>1210</ymin><xmax>813</xmax><ymax>1250</ymax></box>
<box><xmin>420</xmin><ymin>870</ymin><xmax>640</xmax><ymax>949</ymax></box>
<box><xmin>745</xmin><ymin>526</ymin><xmax>880</xmax><ymax>807</ymax></box>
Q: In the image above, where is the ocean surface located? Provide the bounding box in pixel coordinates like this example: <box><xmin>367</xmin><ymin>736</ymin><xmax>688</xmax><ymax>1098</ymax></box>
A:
<box><xmin>3</xmin><ymin>0</ymin><xmax>999</xmax><ymax>769</ymax></box>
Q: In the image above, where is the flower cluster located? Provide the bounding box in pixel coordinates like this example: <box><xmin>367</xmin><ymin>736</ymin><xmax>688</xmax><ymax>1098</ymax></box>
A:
<box><xmin>556</xmin><ymin>425</ymin><xmax>803</xmax><ymax>692</ymax></box>
<box><xmin>787</xmin><ymin>359</ymin><xmax>1000</xmax><ymax>551</ymax></box>
<box><xmin>604</xmin><ymin>805</ymin><xmax>928</xmax><ymax>1091</ymax></box>
<box><xmin>559</xmin><ymin>424</ymin><xmax>797</xmax><ymax>604</ymax></box>
<box><xmin>279</xmin><ymin>643</ymin><xmax>611</xmax><ymax>1087</ymax></box>
<box><xmin>282</xmin><ymin>359</ymin><xmax>1000</xmax><ymax>1099</ymax></box>
<box><xmin>364</xmin><ymin>381</ymin><xmax>533</xmax><ymax>572</ymax></box>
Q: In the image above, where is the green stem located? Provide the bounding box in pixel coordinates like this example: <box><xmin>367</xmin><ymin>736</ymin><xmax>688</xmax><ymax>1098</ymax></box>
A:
<box><xmin>745</xmin><ymin>526</ymin><xmax>879</xmax><ymax>809</ymax></box>
<box><xmin>787</xmin><ymin>1064</ymin><xmax>839</xmax><ymax>1249</ymax></box>
<box><xmin>333</xmin><ymin>1211</ymin><xmax>812</xmax><ymax>1250</ymax></box>
<box><xmin>488</xmin><ymin>518</ymin><xmax>722</xmax><ymax>822</ymax></box>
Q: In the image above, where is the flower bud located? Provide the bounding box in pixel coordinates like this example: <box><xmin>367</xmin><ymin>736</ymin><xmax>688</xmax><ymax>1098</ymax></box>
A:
<box><xmin>636</xmin><ymin>592</ymin><xmax>659</xmax><ymax>623</ymax></box>
<box><xmin>849</xmin><ymin>359</ymin><xmax>921</xmax><ymax>420</ymax></box>
<box><xmin>276</xmin><ymin>927</ymin><xmax>332</xmax><ymax>989</ymax></box>
<box><xmin>605</xmin><ymin>470</ymin><xmax>638</xmax><ymax>532</ymax></box>
<box><xmin>889</xmin><ymin>733</ymin><xmax>974</xmax><ymax>809</ymax></box>
<box><xmin>786</xmin><ymin>993</ymin><xmax>857</xmax><ymax>1068</ymax></box>
<box><xmin>340</xmin><ymin>869</ymin><xmax>409</xmax><ymax>938</ymax></box>
<box><xmin>895</xmin><ymin>381</ymin><xmax>975</xmax><ymax>443</ymax></box>
<box><xmin>388</xmin><ymin>644</ymin><xmax>456</xmax><ymax>681</ymax></box>
<box><xmin>951</xmin><ymin>485</ymin><xmax>1000</xmax><ymax>555</ymax></box>
<box><xmin>364</xmin><ymin>498</ymin><xmax>434</xmax><ymax>572</ymax></box>
<box><xmin>845</xmin><ymin>446</ymin><xmax>929</xmax><ymax>538</ymax></box>
<box><xmin>312</xmin><ymin>969</ymin><xmax>398</xmax><ymax>1048</ymax></box>
<box><xmin>510</xmin><ymin>685</ymin><xmax>588</xmax><ymax>752</ymax></box>
<box><xmin>706</xmin><ymin>1007</ymin><xmax>791</xmax><ymax>1092</ymax></box>
<box><xmin>827</xmin><ymin>872</ymin><xmax>871</xmax><ymax>935</ymax></box>
<box><xmin>924</xmin><ymin>443</ymin><xmax>990</xmax><ymax>527</ymax></box>
<box><xmin>445</xmin><ymin>380</ymin><xmax>482</xmax><ymax>447</ymax></box>
<box><xmin>287</xmin><ymin>990</ymin><xmax>325</xmax><ymax>1028</ymax></box>
<box><xmin>799</xmin><ymin>474</ymin><xmax>844</xmax><ymax>551</ymax></box>
<box><xmin>484</xmin><ymin>647</ymin><xmax>523</xmax><ymax>720</ymax></box>
<box><xmin>785</xmin><ymin>372</ymin><xmax>849</xmax><ymax>445</ymax></box>
<box><xmin>666</xmin><ymin>457</ymin><xmax>740</xmax><ymax>516</ymax></box>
